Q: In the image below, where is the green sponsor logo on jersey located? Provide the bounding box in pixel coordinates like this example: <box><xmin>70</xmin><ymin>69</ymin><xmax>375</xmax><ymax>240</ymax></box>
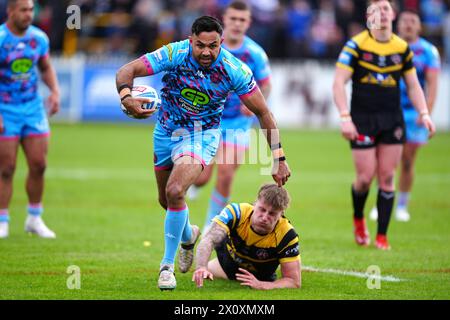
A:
<box><xmin>181</xmin><ymin>88</ymin><xmax>210</xmax><ymax>106</ymax></box>
<box><xmin>11</xmin><ymin>58</ymin><xmax>33</xmax><ymax>73</ymax></box>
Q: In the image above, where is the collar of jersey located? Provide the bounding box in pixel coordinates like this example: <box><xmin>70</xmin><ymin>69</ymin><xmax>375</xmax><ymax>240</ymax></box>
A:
<box><xmin>367</xmin><ymin>29</ymin><xmax>394</xmax><ymax>44</ymax></box>
<box><xmin>4</xmin><ymin>23</ymin><xmax>30</xmax><ymax>39</ymax></box>
<box><xmin>409</xmin><ymin>38</ymin><xmax>421</xmax><ymax>49</ymax></box>
<box><xmin>189</xmin><ymin>45</ymin><xmax>224</xmax><ymax>71</ymax></box>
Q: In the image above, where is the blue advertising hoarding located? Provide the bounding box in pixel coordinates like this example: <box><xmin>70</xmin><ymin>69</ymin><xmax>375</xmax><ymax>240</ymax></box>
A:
<box><xmin>82</xmin><ymin>61</ymin><xmax>164</xmax><ymax>122</ymax></box>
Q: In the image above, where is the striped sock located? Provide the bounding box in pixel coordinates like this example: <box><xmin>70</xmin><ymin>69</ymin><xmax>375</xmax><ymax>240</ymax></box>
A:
<box><xmin>0</xmin><ymin>209</ymin><xmax>9</xmax><ymax>223</ymax></box>
<box><xmin>28</xmin><ymin>203</ymin><xmax>43</xmax><ymax>217</ymax></box>
<box><xmin>204</xmin><ymin>189</ymin><xmax>229</xmax><ymax>229</ymax></box>
<box><xmin>161</xmin><ymin>206</ymin><xmax>189</xmax><ymax>266</ymax></box>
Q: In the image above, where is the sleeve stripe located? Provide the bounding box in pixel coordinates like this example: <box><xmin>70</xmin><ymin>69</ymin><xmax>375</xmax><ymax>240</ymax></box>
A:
<box><xmin>257</xmin><ymin>76</ymin><xmax>271</xmax><ymax>87</ymax></box>
<box><xmin>358</xmin><ymin>60</ymin><xmax>403</xmax><ymax>73</ymax></box>
<box><xmin>212</xmin><ymin>218</ymin><xmax>230</xmax><ymax>233</ymax></box>
<box><xmin>238</xmin><ymin>85</ymin><xmax>258</xmax><ymax>99</ymax></box>
<box><xmin>140</xmin><ymin>55</ymin><xmax>154</xmax><ymax>75</ymax></box>
<box><xmin>224</xmin><ymin>207</ymin><xmax>235</xmax><ymax>221</ymax></box>
<box><xmin>403</xmin><ymin>67</ymin><xmax>416</xmax><ymax>75</ymax></box>
<box><xmin>336</xmin><ymin>62</ymin><xmax>354</xmax><ymax>72</ymax></box>
<box><xmin>225</xmin><ymin>206</ymin><xmax>237</xmax><ymax>229</ymax></box>
<box><xmin>276</xmin><ymin>228</ymin><xmax>298</xmax><ymax>252</ymax></box>
<box><xmin>405</xmin><ymin>51</ymin><xmax>414</xmax><ymax>63</ymax></box>
<box><xmin>231</xmin><ymin>203</ymin><xmax>241</xmax><ymax>220</ymax></box>
<box><xmin>279</xmin><ymin>256</ymin><xmax>300</xmax><ymax>264</ymax></box>
<box><xmin>278</xmin><ymin>237</ymin><xmax>299</xmax><ymax>254</ymax></box>
<box><xmin>343</xmin><ymin>47</ymin><xmax>359</xmax><ymax>57</ymax></box>
<box><xmin>40</xmin><ymin>52</ymin><xmax>50</xmax><ymax>60</ymax></box>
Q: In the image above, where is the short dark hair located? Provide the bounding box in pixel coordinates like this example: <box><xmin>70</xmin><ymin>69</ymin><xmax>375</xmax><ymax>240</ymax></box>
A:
<box><xmin>227</xmin><ymin>0</ymin><xmax>250</xmax><ymax>11</ymax></box>
<box><xmin>191</xmin><ymin>15</ymin><xmax>223</xmax><ymax>36</ymax></box>
<box><xmin>7</xmin><ymin>0</ymin><xmax>33</xmax><ymax>8</ymax></box>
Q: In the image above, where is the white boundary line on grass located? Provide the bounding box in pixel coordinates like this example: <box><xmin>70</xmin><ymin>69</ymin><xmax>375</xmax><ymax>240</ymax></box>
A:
<box><xmin>303</xmin><ymin>265</ymin><xmax>405</xmax><ymax>282</ymax></box>
<box><xmin>15</xmin><ymin>168</ymin><xmax>450</xmax><ymax>183</ymax></box>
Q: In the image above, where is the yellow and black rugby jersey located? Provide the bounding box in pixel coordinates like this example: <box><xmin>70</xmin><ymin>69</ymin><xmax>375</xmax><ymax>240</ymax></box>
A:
<box><xmin>213</xmin><ymin>203</ymin><xmax>300</xmax><ymax>279</ymax></box>
<box><xmin>336</xmin><ymin>29</ymin><xmax>415</xmax><ymax>114</ymax></box>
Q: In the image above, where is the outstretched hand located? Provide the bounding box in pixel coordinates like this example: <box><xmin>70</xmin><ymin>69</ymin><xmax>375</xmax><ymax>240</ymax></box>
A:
<box><xmin>235</xmin><ymin>268</ymin><xmax>267</xmax><ymax>290</ymax></box>
<box><xmin>192</xmin><ymin>267</ymin><xmax>214</xmax><ymax>288</ymax></box>
<box><xmin>272</xmin><ymin>160</ymin><xmax>291</xmax><ymax>187</ymax></box>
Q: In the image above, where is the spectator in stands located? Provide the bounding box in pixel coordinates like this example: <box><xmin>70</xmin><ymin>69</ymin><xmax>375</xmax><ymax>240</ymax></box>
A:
<box><xmin>285</xmin><ymin>0</ymin><xmax>313</xmax><ymax>58</ymax></box>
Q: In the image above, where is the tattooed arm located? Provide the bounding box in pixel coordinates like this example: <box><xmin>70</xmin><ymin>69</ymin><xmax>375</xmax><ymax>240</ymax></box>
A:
<box><xmin>192</xmin><ymin>222</ymin><xmax>228</xmax><ymax>287</ymax></box>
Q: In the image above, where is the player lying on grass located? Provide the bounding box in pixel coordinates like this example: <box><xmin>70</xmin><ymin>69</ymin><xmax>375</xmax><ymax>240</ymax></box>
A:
<box><xmin>192</xmin><ymin>184</ymin><xmax>301</xmax><ymax>290</ymax></box>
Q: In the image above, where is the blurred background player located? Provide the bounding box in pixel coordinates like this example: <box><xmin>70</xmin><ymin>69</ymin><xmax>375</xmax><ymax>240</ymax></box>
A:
<box><xmin>116</xmin><ymin>16</ymin><xmax>290</xmax><ymax>290</ymax></box>
<box><xmin>0</xmin><ymin>0</ymin><xmax>60</xmax><ymax>239</ymax></box>
<box><xmin>370</xmin><ymin>9</ymin><xmax>441</xmax><ymax>222</ymax></box>
<box><xmin>192</xmin><ymin>184</ymin><xmax>300</xmax><ymax>290</ymax></box>
<box><xmin>187</xmin><ymin>1</ymin><xmax>272</xmax><ymax>233</ymax></box>
<box><xmin>332</xmin><ymin>0</ymin><xmax>435</xmax><ymax>250</ymax></box>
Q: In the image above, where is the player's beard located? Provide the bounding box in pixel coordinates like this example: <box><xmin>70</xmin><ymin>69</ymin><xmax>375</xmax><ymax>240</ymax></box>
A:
<box><xmin>15</xmin><ymin>18</ymin><xmax>32</xmax><ymax>32</ymax></box>
<box><xmin>198</xmin><ymin>55</ymin><xmax>213</xmax><ymax>67</ymax></box>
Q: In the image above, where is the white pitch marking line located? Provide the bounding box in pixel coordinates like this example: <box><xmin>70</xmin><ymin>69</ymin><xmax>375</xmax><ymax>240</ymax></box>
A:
<box><xmin>15</xmin><ymin>168</ymin><xmax>450</xmax><ymax>183</ymax></box>
<box><xmin>303</xmin><ymin>265</ymin><xmax>405</xmax><ymax>282</ymax></box>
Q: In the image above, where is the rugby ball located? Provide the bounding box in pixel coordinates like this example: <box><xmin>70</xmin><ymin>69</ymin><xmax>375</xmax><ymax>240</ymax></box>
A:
<box><xmin>120</xmin><ymin>85</ymin><xmax>161</xmax><ymax>119</ymax></box>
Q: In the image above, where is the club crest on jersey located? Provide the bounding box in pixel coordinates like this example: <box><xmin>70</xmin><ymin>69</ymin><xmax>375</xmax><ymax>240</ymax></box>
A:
<box><xmin>256</xmin><ymin>249</ymin><xmax>269</xmax><ymax>260</ymax></box>
<box><xmin>362</xmin><ymin>53</ymin><xmax>373</xmax><ymax>62</ymax></box>
<box><xmin>29</xmin><ymin>38</ymin><xmax>37</xmax><ymax>49</ymax></box>
<box><xmin>378</xmin><ymin>56</ymin><xmax>386</xmax><ymax>67</ymax></box>
<box><xmin>391</xmin><ymin>54</ymin><xmax>401</xmax><ymax>65</ymax></box>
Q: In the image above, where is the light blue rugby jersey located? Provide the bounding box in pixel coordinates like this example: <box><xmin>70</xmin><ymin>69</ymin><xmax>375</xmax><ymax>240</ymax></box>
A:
<box><xmin>0</xmin><ymin>24</ymin><xmax>49</xmax><ymax>104</ymax></box>
<box><xmin>141</xmin><ymin>39</ymin><xmax>258</xmax><ymax>135</ymax></box>
<box><xmin>400</xmin><ymin>37</ymin><xmax>440</xmax><ymax>110</ymax></box>
<box><xmin>222</xmin><ymin>36</ymin><xmax>271</xmax><ymax>119</ymax></box>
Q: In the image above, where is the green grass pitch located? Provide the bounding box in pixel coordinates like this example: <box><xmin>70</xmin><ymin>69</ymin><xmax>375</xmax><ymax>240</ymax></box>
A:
<box><xmin>0</xmin><ymin>123</ymin><xmax>449</xmax><ymax>300</ymax></box>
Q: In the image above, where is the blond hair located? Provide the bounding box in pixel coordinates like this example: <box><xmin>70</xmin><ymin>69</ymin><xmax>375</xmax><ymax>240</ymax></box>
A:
<box><xmin>257</xmin><ymin>184</ymin><xmax>290</xmax><ymax>211</ymax></box>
